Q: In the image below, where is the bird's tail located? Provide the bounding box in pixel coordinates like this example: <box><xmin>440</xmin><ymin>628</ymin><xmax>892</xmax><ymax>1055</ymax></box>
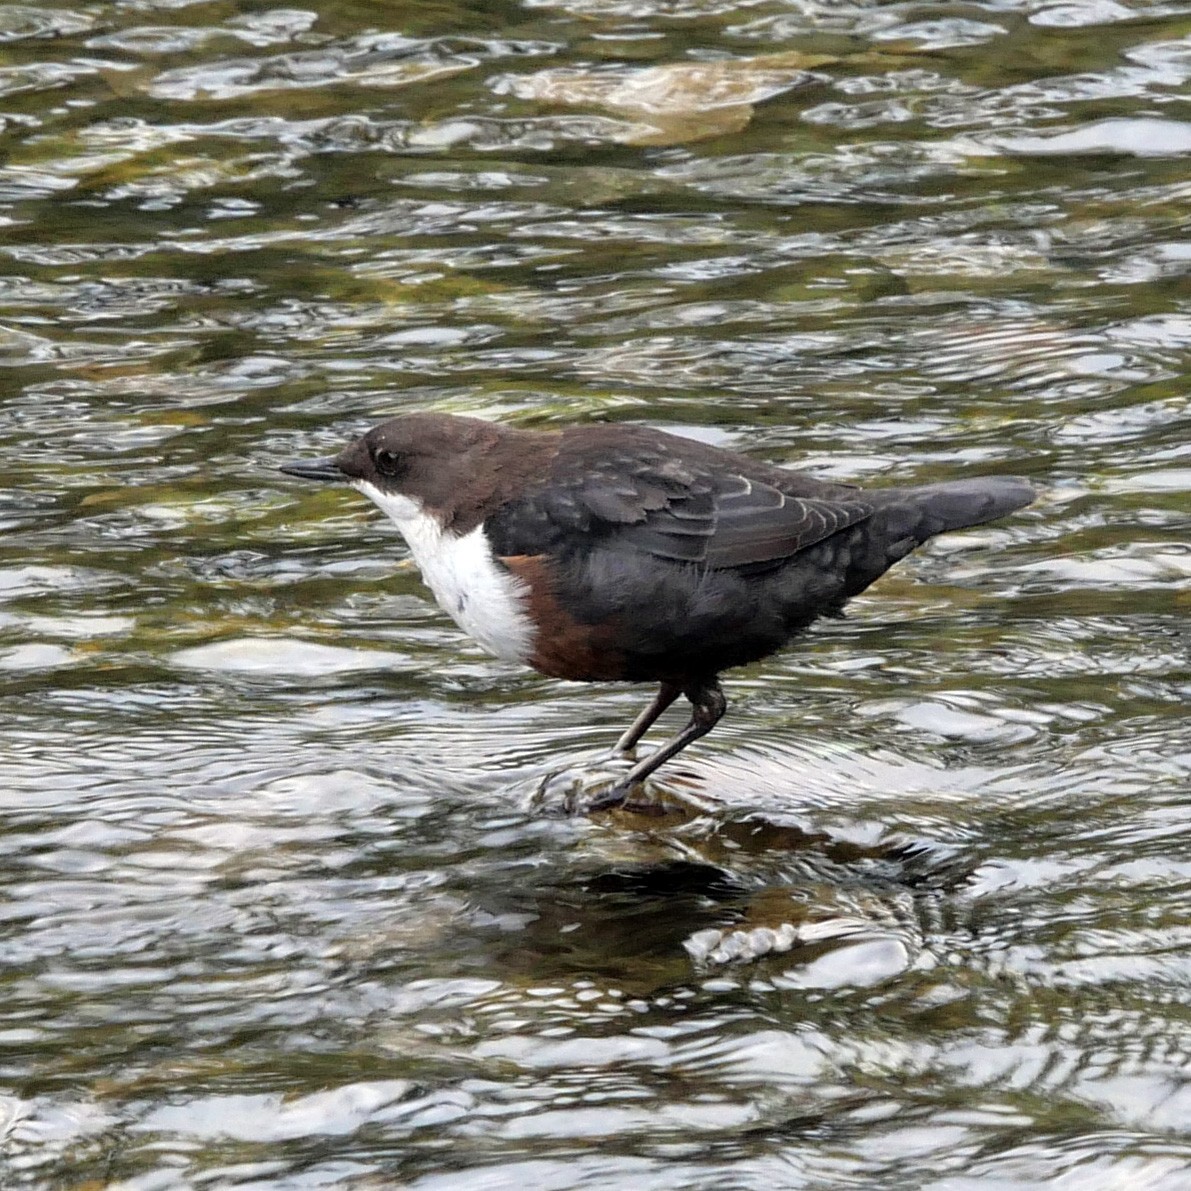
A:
<box><xmin>875</xmin><ymin>476</ymin><xmax>1036</xmax><ymax>546</ymax></box>
<box><xmin>828</xmin><ymin>475</ymin><xmax>1033</xmax><ymax>607</ymax></box>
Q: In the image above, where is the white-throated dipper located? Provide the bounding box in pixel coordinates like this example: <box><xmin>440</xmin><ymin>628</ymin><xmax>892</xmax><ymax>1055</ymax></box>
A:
<box><xmin>281</xmin><ymin>413</ymin><xmax>1034</xmax><ymax>811</ymax></box>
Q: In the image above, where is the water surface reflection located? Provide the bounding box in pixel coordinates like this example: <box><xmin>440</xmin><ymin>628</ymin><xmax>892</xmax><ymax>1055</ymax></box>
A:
<box><xmin>1</xmin><ymin>0</ymin><xmax>1188</xmax><ymax>1186</ymax></box>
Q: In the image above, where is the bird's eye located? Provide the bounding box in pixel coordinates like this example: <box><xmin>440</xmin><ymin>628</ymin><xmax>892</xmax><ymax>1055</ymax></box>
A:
<box><xmin>374</xmin><ymin>449</ymin><xmax>403</xmax><ymax>478</ymax></box>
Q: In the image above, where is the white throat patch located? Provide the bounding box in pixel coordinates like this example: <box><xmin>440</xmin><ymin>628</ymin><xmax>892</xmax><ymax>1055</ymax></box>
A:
<box><xmin>357</xmin><ymin>482</ymin><xmax>536</xmax><ymax>666</ymax></box>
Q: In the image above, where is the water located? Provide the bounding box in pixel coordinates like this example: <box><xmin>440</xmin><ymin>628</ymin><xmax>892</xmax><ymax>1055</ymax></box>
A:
<box><xmin>1</xmin><ymin>1</ymin><xmax>1188</xmax><ymax>1186</ymax></box>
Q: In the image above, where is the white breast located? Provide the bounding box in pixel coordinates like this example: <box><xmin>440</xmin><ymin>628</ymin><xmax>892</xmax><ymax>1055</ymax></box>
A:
<box><xmin>357</xmin><ymin>483</ymin><xmax>536</xmax><ymax>666</ymax></box>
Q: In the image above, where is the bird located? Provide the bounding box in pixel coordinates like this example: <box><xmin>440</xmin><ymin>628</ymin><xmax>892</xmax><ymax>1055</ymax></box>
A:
<box><xmin>280</xmin><ymin>413</ymin><xmax>1034</xmax><ymax>812</ymax></box>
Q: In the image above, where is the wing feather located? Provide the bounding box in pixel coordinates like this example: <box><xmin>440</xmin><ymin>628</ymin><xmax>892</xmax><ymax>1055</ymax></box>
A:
<box><xmin>485</xmin><ymin>430</ymin><xmax>872</xmax><ymax>571</ymax></box>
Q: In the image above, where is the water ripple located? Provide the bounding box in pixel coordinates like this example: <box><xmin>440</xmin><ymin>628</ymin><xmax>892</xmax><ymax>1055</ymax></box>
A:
<box><xmin>0</xmin><ymin>0</ymin><xmax>1187</xmax><ymax>1186</ymax></box>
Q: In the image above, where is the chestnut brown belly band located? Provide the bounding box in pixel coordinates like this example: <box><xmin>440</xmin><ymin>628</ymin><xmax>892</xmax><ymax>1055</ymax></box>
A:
<box><xmin>497</xmin><ymin>554</ymin><xmax>629</xmax><ymax>682</ymax></box>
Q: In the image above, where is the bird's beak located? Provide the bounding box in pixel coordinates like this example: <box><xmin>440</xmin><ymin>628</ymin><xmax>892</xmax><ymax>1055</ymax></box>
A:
<box><xmin>279</xmin><ymin>456</ymin><xmax>344</xmax><ymax>482</ymax></box>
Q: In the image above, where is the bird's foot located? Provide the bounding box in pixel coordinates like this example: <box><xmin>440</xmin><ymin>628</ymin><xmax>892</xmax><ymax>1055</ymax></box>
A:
<box><xmin>529</xmin><ymin>764</ymin><xmax>631</xmax><ymax>816</ymax></box>
<box><xmin>579</xmin><ymin>781</ymin><xmax>677</xmax><ymax>817</ymax></box>
<box><xmin>530</xmin><ymin>759</ymin><xmax>695</xmax><ymax>817</ymax></box>
<box><xmin>570</xmin><ymin>779</ymin><xmax>633</xmax><ymax>816</ymax></box>
<box><xmin>536</xmin><ymin>772</ymin><xmax>669</xmax><ymax>817</ymax></box>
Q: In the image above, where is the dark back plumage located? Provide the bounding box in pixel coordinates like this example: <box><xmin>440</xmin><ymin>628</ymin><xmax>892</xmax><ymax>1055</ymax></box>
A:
<box><xmin>484</xmin><ymin>424</ymin><xmax>1033</xmax><ymax>683</ymax></box>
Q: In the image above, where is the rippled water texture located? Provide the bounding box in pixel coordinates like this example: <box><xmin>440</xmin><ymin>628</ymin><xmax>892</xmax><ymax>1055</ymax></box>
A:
<box><xmin>1</xmin><ymin>1</ymin><xmax>1189</xmax><ymax>1186</ymax></box>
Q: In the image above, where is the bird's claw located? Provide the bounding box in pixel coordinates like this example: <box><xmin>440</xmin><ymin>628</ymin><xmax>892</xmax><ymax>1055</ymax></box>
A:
<box><xmin>568</xmin><ymin>779</ymin><xmax>633</xmax><ymax>815</ymax></box>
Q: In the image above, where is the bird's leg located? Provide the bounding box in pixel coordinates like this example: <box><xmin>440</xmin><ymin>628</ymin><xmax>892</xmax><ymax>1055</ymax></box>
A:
<box><xmin>612</xmin><ymin>681</ymin><xmax>682</xmax><ymax>756</ymax></box>
<box><xmin>583</xmin><ymin>678</ymin><xmax>726</xmax><ymax>814</ymax></box>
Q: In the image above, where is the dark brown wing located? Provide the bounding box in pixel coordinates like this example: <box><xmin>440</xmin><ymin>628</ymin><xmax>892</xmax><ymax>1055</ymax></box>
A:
<box><xmin>703</xmin><ymin>475</ymin><xmax>871</xmax><ymax>569</ymax></box>
<box><xmin>486</xmin><ymin>429</ymin><xmax>872</xmax><ymax>571</ymax></box>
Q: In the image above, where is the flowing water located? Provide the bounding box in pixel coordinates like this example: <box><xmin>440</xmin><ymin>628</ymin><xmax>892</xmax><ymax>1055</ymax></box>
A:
<box><xmin>1</xmin><ymin>1</ymin><xmax>1189</xmax><ymax>1187</ymax></box>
